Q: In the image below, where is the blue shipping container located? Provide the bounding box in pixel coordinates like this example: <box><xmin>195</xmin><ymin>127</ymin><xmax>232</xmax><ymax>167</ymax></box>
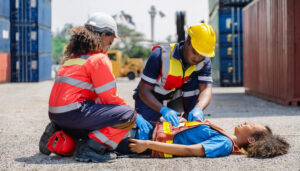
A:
<box><xmin>27</xmin><ymin>55</ymin><xmax>52</xmax><ymax>81</ymax></box>
<box><xmin>219</xmin><ymin>7</ymin><xmax>243</xmax><ymax>33</ymax></box>
<box><xmin>0</xmin><ymin>0</ymin><xmax>10</xmax><ymax>19</ymax></box>
<box><xmin>209</xmin><ymin>5</ymin><xmax>246</xmax><ymax>86</ymax></box>
<box><xmin>0</xmin><ymin>18</ymin><xmax>10</xmax><ymax>53</ymax></box>
<box><xmin>220</xmin><ymin>45</ymin><xmax>243</xmax><ymax>59</ymax></box>
<box><xmin>11</xmin><ymin>25</ymin><xmax>51</xmax><ymax>55</ymax></box>
<box><xmin>10</xmin><ymin>0</ymin><xmax>51</xmax><ymax>28</ymax></box>
<box><xmin>11</xmin><ymin>54</ymin><xmax>52</xmax><ymax>82</ymax></box>
<box><xmin>219</xmin><ymin>33</ymin><xmax>243</xmax><ymax>46</ymax></box>
<box><xmin>220</xmin><ymin>58</ymin><xmax>243</xmax><ymax>86</ymax></box>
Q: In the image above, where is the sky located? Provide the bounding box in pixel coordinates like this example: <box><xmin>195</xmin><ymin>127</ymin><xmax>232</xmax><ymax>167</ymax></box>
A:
<box><xmin>51</xmin><ymin>0</ymin><xmax>209</xmax><ymax>42</ymax></box>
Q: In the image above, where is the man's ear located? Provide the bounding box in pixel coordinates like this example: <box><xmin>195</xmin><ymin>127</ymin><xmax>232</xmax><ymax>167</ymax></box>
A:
<box><xmin>248</xmin><ymin>137</ymin><xmax>256</xmax><ymax>144</ymax></box>
<box><xmin>184</xmin><ymin>37</ymin><xmax>191</xmax><ymax>45</ymax></box>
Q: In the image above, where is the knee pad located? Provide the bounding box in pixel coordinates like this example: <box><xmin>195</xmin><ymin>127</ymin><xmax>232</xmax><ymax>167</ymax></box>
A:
<box><xmin>47</xmin><ymin>131</ymin><xmax>76</xmax><ymax>156</ymax></box>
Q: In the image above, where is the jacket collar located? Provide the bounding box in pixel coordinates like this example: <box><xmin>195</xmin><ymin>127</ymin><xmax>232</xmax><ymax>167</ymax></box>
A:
<box><xmin>171</xmin><ymin>41</ymin><xmax>185</xmax><ymax>60</ymax></box>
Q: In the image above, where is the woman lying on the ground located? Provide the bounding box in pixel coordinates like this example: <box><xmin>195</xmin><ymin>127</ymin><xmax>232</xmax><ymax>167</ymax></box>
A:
<box><xmin>124</xmin><ymin>120</ymin><xmax>289</xmax><ymax>158</ymax></box>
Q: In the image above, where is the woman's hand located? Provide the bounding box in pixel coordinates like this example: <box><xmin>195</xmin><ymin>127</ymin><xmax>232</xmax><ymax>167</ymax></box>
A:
<box><xmin>128</xmin><ymin>138</ymin><xmax>148</xmax><ymax>153</ymax></box>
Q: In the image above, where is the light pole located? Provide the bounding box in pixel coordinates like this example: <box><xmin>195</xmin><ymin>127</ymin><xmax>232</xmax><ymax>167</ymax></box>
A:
<box><xmin>149</xmin><ymin>5</ymin><xmax>157</xmax><ymax>42</ymax></box>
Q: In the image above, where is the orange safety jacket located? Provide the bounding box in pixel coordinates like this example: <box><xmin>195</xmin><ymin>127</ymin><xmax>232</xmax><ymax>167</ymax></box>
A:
<box><xmin>151</xmin><ymin>120</ymin><xmax>243</xmax><ymax>158</ymax></box>
<box><xmin>49</xmin><ymin>53</ymin><xmax>126</xmax><ymax>114</ymax></box>
<box><xmin>152</xmin><ymin>43</ymin><xmax>207</xmax><ymax>100</ymax></box>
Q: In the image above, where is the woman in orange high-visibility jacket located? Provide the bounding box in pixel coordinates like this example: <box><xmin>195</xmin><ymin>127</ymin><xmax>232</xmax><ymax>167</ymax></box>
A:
<box><xmin>39</xmin><ymin>12</ymin><xmax>136</xmax><ymax>162</ymax></box>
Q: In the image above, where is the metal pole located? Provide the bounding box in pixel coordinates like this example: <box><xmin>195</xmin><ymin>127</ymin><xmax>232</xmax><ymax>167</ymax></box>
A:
<box><xmin>237</xmin><ymin>7</ymin><xmax>241</xmax><ymax>84</ymax></box>
<box><xmin>149</xmin><ymin>5</ymin><xmax>156</xmax><ymax>42</ymax></box>
<box><xmin>231</xmin><ymin>7</ymin><xmax>236</xmax><ymax>84</ymax></box>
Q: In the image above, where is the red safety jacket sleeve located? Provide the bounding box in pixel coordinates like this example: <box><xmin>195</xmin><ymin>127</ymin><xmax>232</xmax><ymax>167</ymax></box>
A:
<box><xmin>85</xmin><ymin>54</ymin><xmax>126</xmax><ymax>105</ymax></box>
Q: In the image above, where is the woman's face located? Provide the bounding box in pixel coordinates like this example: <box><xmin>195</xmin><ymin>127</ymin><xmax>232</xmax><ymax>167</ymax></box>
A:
<box><xmin>100</xmin><ymin>34</ymin><xmax>115</xmax><ymax>53</ymax></box>
<box><xmin>234</xmin><ymin>122</ymin><xmax>267</xmax><ymax>138</ymax></box>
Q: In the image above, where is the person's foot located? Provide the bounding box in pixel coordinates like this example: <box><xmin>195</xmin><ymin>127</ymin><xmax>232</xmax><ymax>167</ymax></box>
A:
<box><xmin>75</xmin><ymin>139</ymin><xmax>117</xmax><ymax>162</ymax></box>
<box><xmin>39</xmin><ymin>122</ymin><xmax>59</xmax><ymax>155</ymax></box>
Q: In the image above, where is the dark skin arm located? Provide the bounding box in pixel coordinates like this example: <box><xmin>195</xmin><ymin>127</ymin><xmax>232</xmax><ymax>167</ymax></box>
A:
<box><xmin>195</xmin><ymin>83</ymin><xmax>212</xmax><ymax>110</ymax></box>
<box><xmin>138</xmin><ymin>80</ymin><xmax>163</xmax><ymax>112</ymax></box>
<box><xmin>128</xmin><ymin>138</ymin><xmax>205</xmax><ymax>157</ymax></box>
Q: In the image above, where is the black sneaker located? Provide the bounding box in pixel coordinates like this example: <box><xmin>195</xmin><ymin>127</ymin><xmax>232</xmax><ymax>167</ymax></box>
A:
<box><xmin>75</xmin><ymin>139</ymin><xmax>117</xmax><ymax>162</ymax></box>
<box><xmin>39</xmin><ymin>122</ymin><xmax>59</xmax><ymax>155</ymax></box>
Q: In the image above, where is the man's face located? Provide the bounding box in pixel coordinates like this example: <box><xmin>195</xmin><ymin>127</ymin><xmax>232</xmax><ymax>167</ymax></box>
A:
<box><xmin>183</xmin><ymin>40</ymin><xmax>205</xmax><ymax>65</ymax></box>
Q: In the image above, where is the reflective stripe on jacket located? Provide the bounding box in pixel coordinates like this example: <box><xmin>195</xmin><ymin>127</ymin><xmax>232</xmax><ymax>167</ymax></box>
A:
<box><xmin>148</xmin><ymin>44</ymin><xmax>206</xmax><ymax>100</ymax></box>
<box><xmin>151</xmin><ymin>120</ymin><xmax>243</xmax><ymax>158</ymax></box>
<box><xmin>49</xmin><ymin>53</ymin><xmax>126</xmax><ymax>114</ymax></box>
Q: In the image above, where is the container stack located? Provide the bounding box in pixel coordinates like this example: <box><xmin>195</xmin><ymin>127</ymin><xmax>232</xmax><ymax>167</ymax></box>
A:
<box><xmin>209</xmin><ymin>0</ymin><xmax>252</xmax><ymax>86</ymax></box>
<box><xmin>243</xmin><ymin>0</ymin><xmax>300</xmax><ymax>106</ymax></box>
<box><xmin>10</xmin><ymin>0</ymin><xmax>52</xmax><ymax>82</ymax></box>
<box><xmin>0</xmin><ymin>0</ymin><xmax>10</xmax><ymax>83</ymax></box>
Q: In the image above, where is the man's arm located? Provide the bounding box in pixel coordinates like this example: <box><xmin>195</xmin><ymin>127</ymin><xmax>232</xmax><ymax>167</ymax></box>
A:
<box><xmin>128</xmin><ymin>138</ymin><xmax>205</xmax><ymax>157</ymax></box>
<box><xmin>138</xmin><ymin>81</ymin><xmax>164</xmax><ymax>112</ymax></box>
<box><xmin>195</xmin><ymin>83</ymin><xmax>212</xmax><ymax>110</ymax></box>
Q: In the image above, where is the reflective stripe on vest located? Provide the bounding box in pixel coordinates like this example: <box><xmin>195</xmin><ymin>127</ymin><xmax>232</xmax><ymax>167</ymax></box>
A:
<box><xmin>89</xmin><ymin>127</ymin><xmax>130</xmax><ymax>150</ymax></box>
<box><xmin>91</xmin><ymin>130</ymin><xmax>118</xmax><ymax>149</ymax></box>
<box><xmin>49</xmin><ymin>102</ymin><xmax>82</xmax><ymax>113</ymax></box>
<box><xmin>94</xmin><ymin>80</ymin><xmax>116</xmax><ymax>94</ymax></box>
<box><xmin>163</xmin><ymin>122</ymin><xmax>174</xmax><ymax>158</ymax></box>
<box><xmin>63</xmin><ymin>58</ymin><xmax>86</xmax><ymax>66</ymax></box>
<box><xmin>55</xmin><ymin>76</ymin><xmax>94</xmax><ymax>91</ymax></box>
<box><xmin>154</xmin><ymin>86</ymin><xmax>173</xmax><ymax>95</ymax></box>
<box><xmin>183</xmin><ymin>89</ymin><xmax>200</xmax><ymax>98</ymax></box>
<box><xmin>63</xmin><ymin>54</ymin><xmax>90</xmax><ymax>66</ymax></box>
<box><xmin>153</xmin><ymin>44</ymin><xmax>205</xmax><ymax>99</ymax></box>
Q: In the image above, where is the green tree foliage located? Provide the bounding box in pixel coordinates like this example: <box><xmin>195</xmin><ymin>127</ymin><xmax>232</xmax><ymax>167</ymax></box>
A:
<box><xmin>52</xmin><ymin>36</ymin><xmax>68</xmax><ymax>64</ymax></box>
<box><xmin>112</xmin><ymin>24</ymin><xmax>151</xmax><ymax>60</ymax></box>
<box><xmin>51</xmin><ymin>24</ymin><xmax>73</xmax><ymax>64</ymax></box>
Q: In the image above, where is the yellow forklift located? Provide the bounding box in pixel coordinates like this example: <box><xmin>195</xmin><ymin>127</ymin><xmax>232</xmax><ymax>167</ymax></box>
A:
<box><xmin>107</xmin><ymin>50</ymin><xmax>144</xmax><ymax>80</ymax></box>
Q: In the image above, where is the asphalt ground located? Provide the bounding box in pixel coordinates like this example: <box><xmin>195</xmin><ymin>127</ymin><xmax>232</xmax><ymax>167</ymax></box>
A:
<box><xmin>0</xmin><ymin>77</ymin><xmax>299</xmax><ymax>170</ymax></box>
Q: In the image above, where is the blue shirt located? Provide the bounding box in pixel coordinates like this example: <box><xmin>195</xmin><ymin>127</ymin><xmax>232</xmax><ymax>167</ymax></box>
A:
<box><xmin>173</xmin><ymin>125</ymin><xmax>233</xmax><ymax>158</ymax></box>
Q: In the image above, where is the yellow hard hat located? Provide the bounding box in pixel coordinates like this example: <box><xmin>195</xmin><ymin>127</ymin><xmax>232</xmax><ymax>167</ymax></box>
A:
<box><xmin>187</xmin><ymin>24</ymin><xmax>216</xmax><ymax>57</ymax></box>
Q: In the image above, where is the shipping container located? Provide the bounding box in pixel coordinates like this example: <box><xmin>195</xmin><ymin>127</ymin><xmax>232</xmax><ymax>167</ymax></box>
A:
<box><xmin>11</xmin><ymin>54</ymin><xmax>52</xmax><ymax>82</ymax></box>
<box><xmin>0</xmin><ymin>18</ymin><xmax>10</xmax><ymax>53</ymax></box>
<box><xmin>11</xmin><ymin>25</ymin><xmax>51</xmax><ymax>55</ymax></box>
<box><xmin>209</xmin><ymin>0</ymin><xmax>252</xmax><ymax>16</ymax></box>
<box><xmin>0</xmin><ymin>53</ymin><xmax>10</xmax><ymax>83</ymax></box>
<box><xmin>243</xmin><ymin>0</ymin><xmax>300</xmax><ymax>106</ymax></box>
<box><xmin>10</xmin><ymin>0</ymin><xmax>52</xmax><ymax>82</ymax></box>
<box><xmin>10</xmin><ymin>0</ymin><xmax>51</xmax><ymax>28</ymax></box>
<box><xmin>0</xmin><ymin>0</ymin><xmax>10</xmax><ymax>19</ymax></box>
<box><xmin>209</xmin><ymin>6</ymin><xmax>244</xmax><ymax>86</ymax></box>
<box><xmin>0</xmin><ymin>0</ymin><xmax>10</xmax><ymax>53</ymax></box>
<box><xmin>9</xmin><ymin>0</ymin><xmax>51</xmax><ymax>27</ymax></box>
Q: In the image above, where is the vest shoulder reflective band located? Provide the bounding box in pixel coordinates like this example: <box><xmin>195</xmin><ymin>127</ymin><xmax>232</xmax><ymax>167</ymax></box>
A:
<box><xmin>153</xmin><ymin>43</ymin><xmax>206</xmax><ymax>100</ymax></box>
<box><xmin>151</xmin><ymin>121</ymin><xmax>243</xmax><ymax>158</ymax></box>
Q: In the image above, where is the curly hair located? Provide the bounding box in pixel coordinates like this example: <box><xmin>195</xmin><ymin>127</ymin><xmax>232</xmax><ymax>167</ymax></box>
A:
<box><xmin>245</xmin><ymin>126</ymin><xmax>290</xmax><ymax>158</ymax></box>
<box><xmin>63</xmin><ymin>26</ymin><xmax>102</xmax><ymax>60</ymax></box>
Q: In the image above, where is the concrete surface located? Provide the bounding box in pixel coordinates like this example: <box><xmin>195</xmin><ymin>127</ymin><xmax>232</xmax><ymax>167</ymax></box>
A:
<box><xmin>0</xmin><ymin>77</ymin><xmax>300</xmax><ymax>170</ymax></box>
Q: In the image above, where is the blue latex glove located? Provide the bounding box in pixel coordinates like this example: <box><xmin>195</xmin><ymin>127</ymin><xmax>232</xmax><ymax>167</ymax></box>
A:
<box><xmin>188</xmin><ymin>107</ymin><xmax>205</xmax><ymax>121</ymax></box>
<box><xmin>160</xmin><ymin>107</ymin><xmax>180</xmax><ymax>127</ymax></box>
<box><xmin>136</xmin><ymin>114</ymin><xmax>153</xmax><ymax>140</ymax></box>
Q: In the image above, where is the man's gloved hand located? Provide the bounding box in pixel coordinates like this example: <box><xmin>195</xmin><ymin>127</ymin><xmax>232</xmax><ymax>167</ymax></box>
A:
<box><xmin>160</xmin><ymin>106</ymin><xmax>180</xmax><ymax>127</ymax></box>
<box><xmin>136</xmin><ymin>114</ymin><xmax>153</xmax><ymax>140</ymax></box>
<box><xmin>188</xmin><ymin>107</ymin><xmax>205</xmax><ymax>121</ymax></box>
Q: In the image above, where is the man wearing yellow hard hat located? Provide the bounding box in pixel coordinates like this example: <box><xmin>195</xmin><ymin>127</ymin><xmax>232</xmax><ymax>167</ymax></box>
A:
<box><xmin>133</xmin><ymin>23</ymin><xmax>216</xmax><ymax>139</ymax></box>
